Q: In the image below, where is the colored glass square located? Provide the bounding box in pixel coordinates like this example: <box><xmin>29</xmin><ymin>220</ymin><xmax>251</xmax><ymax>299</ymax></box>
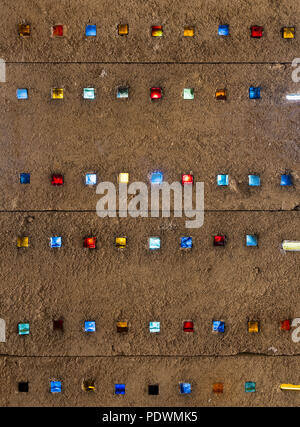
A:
<box><xmin>116</xmin><ymin>237</ymin><xmax>126</xmax><ymax>248</ymax></box>
<box><xmin>183</xmin><ymin>88</ymin><xmax>194</xmax><ymax>100</ymax></box>
<box><xmin>53</xmin><ymin>319</ymin><xmax>64</xmax><ymax>330</ymax></box>
<box><xmin>151</xmin><ymin>171</ymin><xmax>163</xmax><ymax>184</ymax></box>
<box><xmin>218</xmin><ymin>25</ymin><xmax>229</xmax><ymax>36</ymax></box>
<box><xmin>149</xmin><ymin>321</ymin><xmax>160</xmax><ymax>333</ymax></box>
<box><xmin>246</xmin><ymin>235</ymin><xmax>258</xmax><ymax>247</ymax></box>
<box><xmin>50</xmin><ymin>237</ymin><xmax>62</xmax><ymax>248</ymax></box>
<box><xmin>149</xmin><ymin>237</ymin><xmax>161</xmax><ymax>250</ymax></box>
<box><xmin>150</xmin><ymin>87</ymin><xmax>162</xmax><ymax>100</ymax></box>
<box><xmin>50</xmin><ymin>381</ymin><xmax>61</xmax><ymax>393</ymax></box>
<box><xmin>214</xmin><ymin>235</ymin><xmax>226</xmax><ymax>246</ymax></box>
<box><xmin>84</xmin><ymin>237</ymin><xmax>96</xmax><ymax>249</ymax></box>
<box><xmin>245</xmin><ymin>381</ymin><xmax>256</xmax><ymax>393</ymax></box>
<box><xmin>117</xmin><ymin>321</ymin><xmax>128</xmax><ymax>333</ymax></box>
<box><xmin>118</xmin><ymin>24</ymin><xmax>129</xmax><ymax>36</ymax></box>
<box><xmin>251</xmin><ymin>26</ymin><xmax>263</xmax><ymax>38</ymax></box>
<box><xmin>152</xmin><ymin>26</ymin><xmax>163</xmax><ymax>37</ymax></box>
<box><xmin>83</xmin><ymin>88</ymin><xmax>95</xmax><ymax>100</ymax></box>
<box><xmin>20</xmin><ymin>173</ymin><xmax>30</xmax><ymax>184</ymax></box>
<box><xmin>86</xmin><ymin>24</ymin><xmax>96</xmax><ymax>37</ymax></box>
<box><xmin>180</xmin><ymin>383</ymin><xmax>191</xmax><ymax>394</ymax></box>
<box><xmin>248</xmin><ymin>321</ymin><xmax>259</xmax><ymax>333</ymax></box>
<box><xmin>18</xmin><ymin>24</ymin><xmax>30</xmax><ymax>37</ymax></box>
<box><xmin>82</xmin><ymin>380</ymin><xmax>95</xmax><ymax>392</ymax></box>
<box><xmin>212</xmin><ymin>320</ymin><xmax>225</xmax><ymax>333</ymax></box>
<box><xmin>213</xmin><ymin>383</ymin><xmax>224</xmax><ymax>393</ymax></box>
<box><xmin>16</xmin><ymin>89</ymin><xmax>28</xmax><ymax>100</ymax></box>
<box><xmin>117</xmin><ymin>87</ymin><xmax>129</xmax><ymax>99</ymax></box>
<box><xmin>183</xmin><ymin>321</ymin><xmax>194</xmax><ymax>332</ymax></box>
<box><xmin>52</xmin><ymin>88</ymin><xmax>64</xmax><ymax>99</ymax></box>
<box><xmin>282</xmin><ymin>27</ymin><xmax>295</xmax><ymax>39</ymax></box>
<box><xmin>52</xmin><ymin>25</ymin><xmax>64</xmax><ymax>37</ymax></box>
<box><xmin>281</xmin><ymin>174</ymin><xmax>292</xmax><ymax>186</ymax></box>
<box><xmin>280</xmin><ymin>320</ymin><xmax>291</xmax><ymax>331</ymax></box>
<box><xmin>18</xmin><ymin>382</ymin><xmax>29</xmax><ymax>392</ymax></box>
<box><xmin>217</xmin><ymin>174</ymin><xmax>229</xmax><ymax>186</ymax></box>
<box><xmin>181</xmin><ymin>237</ymin><xmax>192</xmax><ymax>249</ymax></box>
<box><xmin>115</xmin><ymin>384</ymin><xmax>125</xmax><ymax>395</ymax></box>
<box><xmin>85</xmin><ymin>173</ymin><xmax>97</xmax><ymax>185</ymax></box>
<box><xmin>17</xmin><ymin>237</ymin><xmax>29</xmax><ymax>248</ymax></box>
<box><xmin>248</xmin><ymin>175</ymin><xmax>260</xmax><ymax>186</ymax></box>
<box><xmin>184</xmin><ymin>26</ymin><xmax>194</xmax><ymax>37</ymax></box>
<box><xmin>84</xmin><ymin>321</ymin><xmax>96</xmax><ymax>332</ymax></box>
<box><xmin>51</xmin><ymin>174</ymin><xmax>63</xmax><ymax>185</ymax></box>
<box><xmin>18</xmin><ymin>323</ymin><xmax>30</xmax><ymax>335</ymax></box>
<box><xmin>216</xmin><ymin>89</ymin><xmax>227</xmax><ymax>100</ymax></box>
<box><xmin>118</xmin><ymin>173</ymin><xmax>129</xmax><ymax>183</ymax></box>
<box><xmin>249</xmin><ymin>87</ymin><xmax>261</xmax><ymax>99</ymax></box>
<box><xmin>182</xmin><ymin>174</ymin><xmax>193</xmax><ymax>185</ymax></box>
<box><xmin>148</xmin><ymin>384</ymin><xmax>159</xmax><ymax>395</ymax></box>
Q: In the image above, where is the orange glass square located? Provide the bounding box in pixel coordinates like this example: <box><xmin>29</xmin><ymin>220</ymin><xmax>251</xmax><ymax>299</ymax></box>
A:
<box><xmin>152</xmin><ymin>26</ymin><xmax>163</xmax><ymax>37</ymax></box>
<box><xmin>118</xmin><ymin>24</ymin><xmax>128</xmax><ymax>35</ymax></box>
<box><xmin>213</xmin><ymin>383</ymin><xmax>224</xmax><ymax>393</ymax></box>
<box><xmin>248</xmin><ymin>321</ymin><xmax>259</xmax><ymax>333</ymax></box>
<box><xmin>216</xmin><ymin>89</ymin><xmax>227</xmax><ymax>100</ymax></box>
<box><xmin>18</xmin><ymin>24</ymin><xmax>30</xmax><ymax>37</ymax></box>
<box><xmin>184</xmin><ymin>26</ymin><xmax>194</xmax><ymax>37</ymax></box>
<box><xmin>84</xmin><ymin>237</ymin><xmax>96</xmax><ymax>249</ymax></box>
<box><xmin>280</xmin><ymin>319</ymin><xmax>291</xmax><ymax>331</ymax></box>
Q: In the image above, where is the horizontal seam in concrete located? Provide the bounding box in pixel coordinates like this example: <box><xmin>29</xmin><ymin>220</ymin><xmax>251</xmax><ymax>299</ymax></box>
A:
<box><xmin>2</xmin><ymin>61</ymin><xmax>294</xmax><ymax>65</ymax></box>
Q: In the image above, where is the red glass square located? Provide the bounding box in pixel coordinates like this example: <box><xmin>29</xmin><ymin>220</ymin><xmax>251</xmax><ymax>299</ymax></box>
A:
<box><xmin>53</xmin><ymin>319</ymin><xmax>64</xmax><ymax>330</ymax></box>
<box><xmin>280</xmin><ymin>319</ymin><xmax>291</xmax><ymax>331</ymax></box>
<box><xmin>182</xmin><ymin>174</ymin><xmax>193</xmax><ymax>185</ymax></box>
<box><xmin>150</xmin><ymin>87</ymin><xmax>162</xmax><ymax>99</ymax></box>
<box><xmin>214</xmin><ymin>235</ymin><xmax>226</xmax><ymax>246</ymax></box>
<box><xmin>53</xmin><ymin>25</ymin><xmax>64</xmax><ymax>37</ymax></box>
<box><xmin>183</xmin><ymin>321</ymin><xmax>194</xmax><ymax>332</ymax></box>
<box><xmin>84</xmin><ymin>237</ymin><xmax>96</xmax><ymax>249</ymax></box>
<box><xmin>251</xmin><ymin>26</ymin><xmax>263</xmax><ymax>38</ymax></box>
<box><xmin>51</xmin><ymin>174</ymin><xmax>64</xmax><ymax>185</ymax></box>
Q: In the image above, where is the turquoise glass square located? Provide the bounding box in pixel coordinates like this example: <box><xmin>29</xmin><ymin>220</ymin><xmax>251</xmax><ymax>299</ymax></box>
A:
<box><xmin>117</xmin><ymin>87</ymin><xmax>129</xmax><ymax>98</ymax></box>
<box><xmin>149</xmin><ymin>237</ymin><xmax>160</xmax><ymax>249</ymax></box>
<box><xmin>86</xmin><ymin>25</ymin><xmax>96</xmax><ymax>37</ymax></box>
<box><xmin>217</xmin><ymin>174</ymin><xmax>229</xmax><ymax>186</ymax></box>
<box><xmin>50</xmin><ymin>381</ymin><xmax>62</xmax><ymax>393</ymax></box>
<box><xmin>218</xmin><ymin>25</ymin><xmax>229</xmax><ymax>36</ymax></box>
<box><xmin>183</xmin><ymin>88</ymin><xmax>194</xmax><ymax>99</ymax></box>
<box><xmin>85</xmin><ymin>173</ymin><xmax>97</xmax><ymax>185</ymax></box>
<box><xmin>151</xmin><ymin>171</ymin><xmax>163</xmax><ymax>184</ymax></box>
<box><xmin>50</xmin><ymin>237</ymin><xmax>62</xmax><ymax>248</ymax></box>
<box><xmin>246</xmin><ymin>235</ymin><xmax>258</xmax><ymax>247</ymax></box>
<box><xmin>83</xmin><ymin>88</ymin><xmax>95</xmax><ymax>99</ymax></box>
<box><xmin>212</xmin><ymin>320</ymin><xmax>225</xmax><ymax>333</ymax></box>
<box><xmin>17</xmin><ymin>89</ymin><xmax>28</xmax><ymax>99</ymax></box>
<box><xmin>149</xmin><ymin>321</ymin><xmax>160</xmax><ymax>333</ymax></box>
<box><xmin>18</xmin><ymin>323</ymin><xmax>30</xmax><ymax>335</ymax></box>
<box><xmin>85</xmin><ymin>321</ymin><xmax>96</xmax><ymax>332</ymax></box>
<box><xmin>245</xmin><ymin>381</ymin><xmax>256</xmax><ymax>392</ymax></box>
<box><xmin>248</xmin><ymin>175</ymin><xmax>260</xmax><ymax>186</ymax></box>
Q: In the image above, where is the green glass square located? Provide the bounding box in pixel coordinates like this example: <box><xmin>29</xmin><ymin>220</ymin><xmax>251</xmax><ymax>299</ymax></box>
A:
<box><xmin>183</xmin><ymin>88</ymin><xmax>194</xmax><ymax>100</ymax></box>
<box><xmin>83</xmin><ymin>88</ymin><xmax>95</xmax><ymax>100</ymax></box>
<box><xmin>18</xmin><ymin>323</ymin><xmax>30</xmax><ymax>335</ymax></box>
<box><xmin>117</xmin><ymin>87</ymin><xmax>129</xmax><ymax>99</ymax></box>
<box><xmin>245</xmin><ymin>381</ymin><xmax>256</xmax><ymax>393</ymax></box>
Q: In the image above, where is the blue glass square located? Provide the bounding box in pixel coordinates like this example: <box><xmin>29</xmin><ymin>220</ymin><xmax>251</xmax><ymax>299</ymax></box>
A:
<box><xmin>149</xmin><ymin>321</ymin><xmax>160</xmax><ymax>333</ymax></box>
<box><xmin>212</xmin><ymin>320</ymin><xmax>225</xmax><ymax>333</ymax></box>
<box><xmin>20</xmin><ymin>173</ymin><xmax>30</xmax><ymax>184</ymax></box>
<box><xmin>50</xmin><ymin>237</ymin><xmax>62</xmax><ymax>248</ymax></box>
<box><xmin>181</xmin><ymin>237</ymin><xmax>192</xmax><ymax>249</ymax></box>
<box><xmin>248</xmin><ymin>175</ymin><xmax>260</xmax><ymax>186</ymax></box>
<box><xmin>246</xmin><ymin>235</ymin><xmax>258</xmax><ymax>247</ymax></box>
<box><xmin>249</xmin><ymin>87</ymin><xmax>261</xmax><ymax>99</ymax></box>
<box><xmin>180</xmin><ymin>383</ymin><xmax>191</xmax><ymax>394</ymax></box>
<box><xmin>50</xmin><ymin>381</ymin><xmax>62</xmax><ymax>393</ymax></box>
<box><xmin>217</xmin><ymin>174</ymin><xmax>229</xmax><ymax>186</ymax></box>
<box><xmin>280</xmin><ymin>174</ymin><xmax>292</xmax><ymax>186</ymax></box>
<box><xmin>85</xmin><ymin>321</ymin><xmax>96</xmax><ymax>332</ymax></box>
<box><xmin>149</xmin><ymin>237</ymin><xmax>161</xmax><ymax>250</ymax></box>
<box><xmin>16</xmin><ymin>89</ymin><xmax>28</xmax><ymax>99</ymax></box>
<box><xmin>115</xmin><ymin>384</ymin><xmax>125</xmax><ymax>395</ymax></box>
<box><xmin>245</xmin><ymin>381</ymin><xmax>256</xmax><ymax>393</ymax></box>
<box><xmin>18</xmin><ymin>323</ymin><xmax>30</xmax><ymax>335</ymax></box>
<box><xmin>151</xmin><ymin>171</ymin><xmax>163</xmax><ymax>184</ymax></box>
<box><xmin>218</xmin><ymin>25</ymin><xmax>229</xmax><ymax>36</ymax></box>
<box><xmin>86</xmin><ymin>24</ymin><xmax>96</xmax><ymax>37</ymax></box>
<box><xmin>85</xmin><ymin>173</ymin><xmax>97</xmax><ymax>185</ymax></box>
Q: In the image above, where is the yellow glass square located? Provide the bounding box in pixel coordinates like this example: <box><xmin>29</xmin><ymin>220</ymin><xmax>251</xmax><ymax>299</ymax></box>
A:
<box><xmin>184</xmin><ymin>26</ymin><xmax>195</xmax><ymax>37</ymax></box>
<box><xmin>18</xmin><ymin>24</ymin><xmax>30</xmax><ymax>37</ymax></box>
<box><xmin>116</xmin><ymin>237</ymin><xmax>126</xmax><ymax>248</ymax></box>
<box><xmin>118</xmin><ymin>24</ymin><xmax>128</xmax><ymax>35</ymax></box>
<box><xmin>152</xmin><ymin>26</ymin><xmax>163</xmax><ymax>37</ymax></box>
<box><xmin>216</xmin><ymin>89</ymin><xmax>227</xmax><ymax>100</ymax></box>
<box><xmin>17</xmin><ymin>237</ymin><xmax>29</xmax><ymax>248</ymax></box>
<box><xmin>52</xmin><ymin>88</ymin><xmax>64</xmax><ymax>99</ymax></box>
<box><xmin>248</xmin><ymin>321</ymin><xmax>259</xmax><ymax>333</ymax></box>
<box><xmin>118</xmin><ymin>173</ymin><xmax>129</xmax><ymax>184</ymax></box>
<box><xmin>117</xmin><ymin>321</ymin><xmax>128</xmax><ymax>332</ymax></box>
<box><xmin>283</xmin><ymin>27</ymin><xmax>295</xmax><ymax>39</ymax></box>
